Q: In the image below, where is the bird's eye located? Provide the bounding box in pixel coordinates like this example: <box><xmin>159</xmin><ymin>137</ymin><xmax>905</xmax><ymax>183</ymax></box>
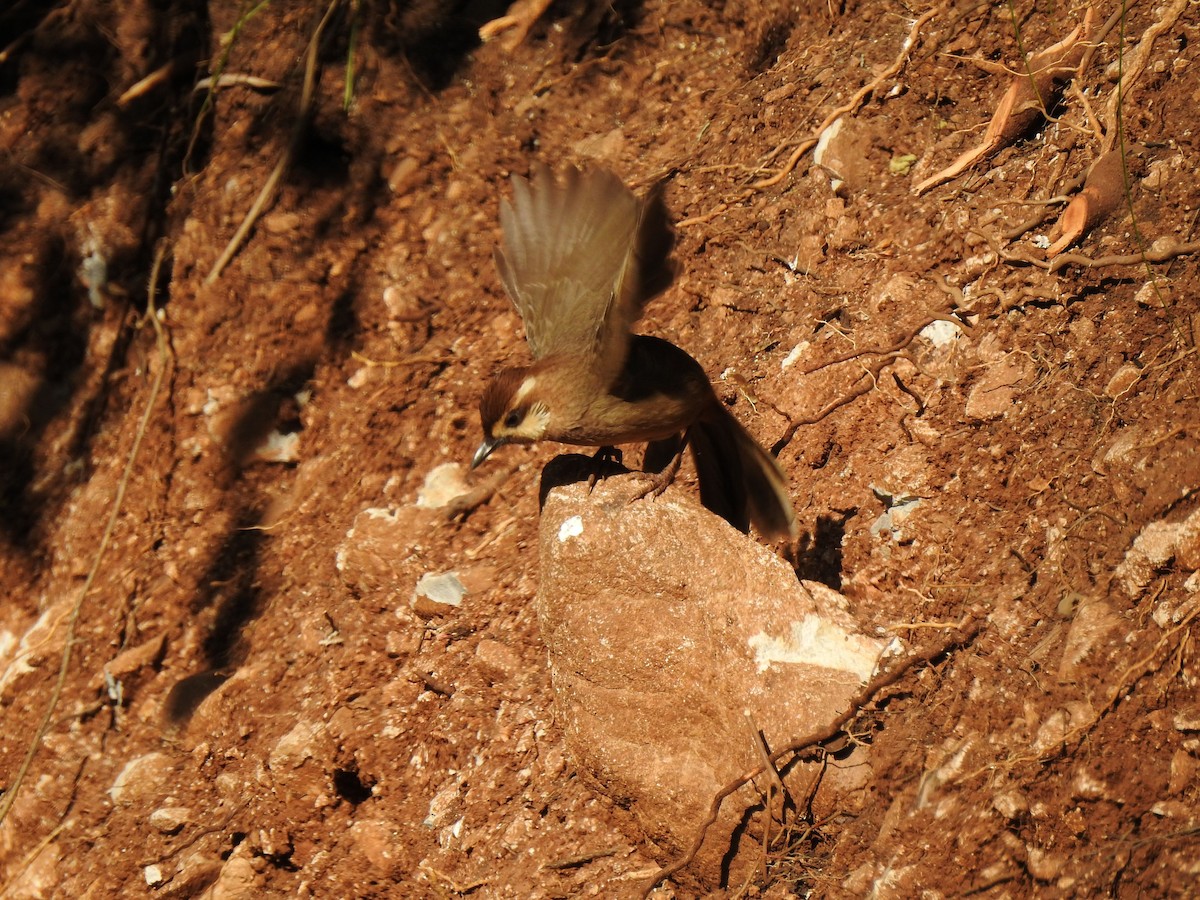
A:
<box><xmin>503</xmin><ymin>410</ymin><xmax>522</xmax><ymax>429</ymax></box>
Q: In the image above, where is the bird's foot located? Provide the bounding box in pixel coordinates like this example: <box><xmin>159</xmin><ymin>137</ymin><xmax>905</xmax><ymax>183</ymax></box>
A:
<box><xmin>586</xmin><ymin>446</ymin><xmax>624</xmax><ymax>492</ymax></box>
<box><xmin>627</xmin><ymin>443</ymin><xmax>684</xmax><ymax>504</ymax></box>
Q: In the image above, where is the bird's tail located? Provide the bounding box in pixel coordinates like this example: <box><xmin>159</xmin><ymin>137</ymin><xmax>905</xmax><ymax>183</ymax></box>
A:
<box><xmin>688</xmin><ymin>406</ymin><xmax>797</xmax><ymax>539</ymax></box>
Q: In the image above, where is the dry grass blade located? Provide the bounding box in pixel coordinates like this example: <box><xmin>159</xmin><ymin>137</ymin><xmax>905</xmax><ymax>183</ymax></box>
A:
<box><xmin>0</xmin><ymin>244</ymin><xmax>172</xmax><ymax>829</ymax></box>
<box><xmin>205</xmin><ymin>0</ymin><xmax>341</xmax><ymax>285</ymax></box>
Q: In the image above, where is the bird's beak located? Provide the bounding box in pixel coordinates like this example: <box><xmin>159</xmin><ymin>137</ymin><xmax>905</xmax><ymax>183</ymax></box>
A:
<box><xmin>471</xmin><ymin>437</ymin><xmax>503</xmax><ymax>470</ymax></box>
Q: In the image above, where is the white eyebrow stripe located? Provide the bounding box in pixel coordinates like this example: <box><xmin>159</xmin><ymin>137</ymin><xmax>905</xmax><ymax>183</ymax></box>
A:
<box><xmin>512</xmin><ymin>376</ymin><xmax>537</xmax><ymax>406</ymax></box>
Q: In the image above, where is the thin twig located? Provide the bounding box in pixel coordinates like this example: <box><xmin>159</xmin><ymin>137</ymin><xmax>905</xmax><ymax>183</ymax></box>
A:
<box><xmin>205</xmin><ymin>0</ymin><xmax>340</xmax><ymax>284</ymax></box>
<box><xmin>640</xmin><ymin>618</ymin><xmax>983</xmax><ymax>895</ymax></box>
<box><xmin>0</xmin><ymin>244</ymin><xmax>172</xmax><ymax>828</ymax></box>
<box><xmin>752</xmin><ymin>5</ymin><xmax>943</xmax><ymax>189</ymax></box>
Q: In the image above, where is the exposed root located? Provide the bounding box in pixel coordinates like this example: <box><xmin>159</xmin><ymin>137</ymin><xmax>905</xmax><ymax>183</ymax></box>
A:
<box><xmin>774</xmin><ymin>310</ymin><xmax>963</xmax><ymax>453</ymax></box>
<box><xmin>914</xmin><ymin>9</ymin><xmax>1095</xmax><ymax>195</ymax></box>
<box><xmin>773</xmin><ymin>372</ymin><xmax>875</xmax><ymax>456</ymax></box>
<box><xmin>543</xmin><ymin>846</ymin><xmax>623</xmax><ymax>871</ymax></box>
<box><xmin>479</xmin><ymin>0</ymin><xmax>556</xmax><ymax>50</ymax></box>
<box><xmin>441</xmin><ymin>466</ymin><xmax>518</xmax><ymax>521</ymax></box>
<box><xmin>752</xmin><ymin>5</ymin><xmax>943</xmax><ymax>190</ymax></box>
<box><xmin>1045</xmin><ymin>148</ymin><xmax>1139</xmax><ymax>256</ymax></box>
<box><xmin>1100</xmin><ymin>0</ymin><xmax>1189</xmax><ymax>154</ymax></box>
<box><xmin>1048</xmin><ymin>239</ymin><xmax>1200</xmax><ymax>273</ymax></box>
<box><xmin>640</xmin><ymin>618</ymin><xmax>984</xmax><ymax>895</ymax></box>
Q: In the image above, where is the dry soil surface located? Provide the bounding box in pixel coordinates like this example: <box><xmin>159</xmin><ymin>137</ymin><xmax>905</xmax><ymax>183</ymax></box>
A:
<box><xmin>2</xmin><ymin>1</ymin><xmax>1200</xmax><ymax>897</ymax></box>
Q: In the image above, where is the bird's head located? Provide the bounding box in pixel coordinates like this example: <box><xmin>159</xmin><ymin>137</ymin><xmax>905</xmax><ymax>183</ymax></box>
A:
<box><xmin>472</xmin><ymin>367</ymin><xmax>551</xmax><ymax>469</ymax></box>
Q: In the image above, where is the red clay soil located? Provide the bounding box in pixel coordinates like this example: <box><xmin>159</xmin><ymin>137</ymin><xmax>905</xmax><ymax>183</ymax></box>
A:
<box><xmin>1</xmin><ymin>1</ymin><xmax>1199</xmax><ymax>897</ymax></box>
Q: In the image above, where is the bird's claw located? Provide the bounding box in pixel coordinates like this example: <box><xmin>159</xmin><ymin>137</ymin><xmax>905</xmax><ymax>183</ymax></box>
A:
<box><xmin>626</xmin><ymin>445</ymin><xmax>684</xmax><ymax>504</ymax></box>
<box><xmin>587</xmin><ymin>446</ymin><xmax>623</xmax><ymax>492</ymax></box>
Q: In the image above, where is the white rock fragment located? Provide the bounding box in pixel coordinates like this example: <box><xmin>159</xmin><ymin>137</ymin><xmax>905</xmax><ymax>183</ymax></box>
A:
<box><xmin>919</xmin><ymin>319</ymin><xmax>963</xmax><ymax>347</ymax></box>
<box><xmin>252</xmin><ymin>430</ymin><xmax>300</xmax><ymax>463</ymax></box>
<box><xmin>780</xmin><ymin>341</ymin><xmax>808</xmax><ymax>370</ymax></box>
<box><xmin>144</xmin><ymin>865</ymin><xmax>164</xmax><ymax>887</ymax></box>
<box><xmin>870</xmin><ymin>487</ymin><xmax>922</xmax><ymax>543</ymax></box>
<box><xmin>109</xmin><ymin>752</ymin><xmax>173</xmax><ymax>805</ymax></box>
<box><xmin>416</xmin><ymin>463</ymin><xmax>470</xmax><ymax>509</ymax></box>
<box><xmin>1033</xmin><ymin>702</ymin><xmax>1095</xmax><ymax>754</ymax></box>
<box><xmin>269</xmin><ymin>721</ymin><xmax>322</xmax><ymax>770</ymax></box>
<box><xmin>748</xmin><ymin>613</ymin><xmax>882</xmax><ymax>680</ymax></box>
<box><xmin>557</xmin><ymin>515</ymin><xmax>584</xmax><ymax>542</ymax></box>
<box><xmin>812</xmin><ymin>117</ymin><xmax>842</xmax><ymax>171</ymax></box>
<box><xmin>1174</xmin><ymin>708</ymin><xmax>1200</xmax><ymax>732</ymax></box>
<box><xmin>1104</xmin><ymin>363</ymin><xmax>1142</xmax><ymax>399</ymax></box>
<box><xmin>1115</xmin><ymin>507</ymin><xmax>1200</xmax><ymax>596</ymax></box>
<box><xmin>424</xmin><ymin>781</ymin><xmax>463</xmax><ymax>829</ymax></box>
<box><xmin>993</xmin><ymin>788</ymin><xmax>1028</xmax><ymax>819</ymax></box>
<box><xmin>1072</xmin><ymin>768</ymin><xmax>1109</xmax><ymax>800</ymax></box>
<box><xmin>209</xmin><ymin>845</ymin><xmax>259</xmax><ymax>898</ymax></box>
<box><xmin>413</xmin><ymin>572</ymin><xmax>466</xmax><ymax>607</ymax></box>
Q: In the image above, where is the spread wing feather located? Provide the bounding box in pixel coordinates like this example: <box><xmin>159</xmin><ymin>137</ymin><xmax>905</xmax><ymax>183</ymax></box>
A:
<box><xmin>493</xmin><ymin>164</ymin><xmax>677</xmax><ymax>386</ymax></box>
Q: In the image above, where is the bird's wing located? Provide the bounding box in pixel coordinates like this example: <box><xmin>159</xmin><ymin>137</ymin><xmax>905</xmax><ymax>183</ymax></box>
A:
<box><xmin>493</xmin><ymin>164</ymin><xmax>677</xmax><ymax>385</ymax></box>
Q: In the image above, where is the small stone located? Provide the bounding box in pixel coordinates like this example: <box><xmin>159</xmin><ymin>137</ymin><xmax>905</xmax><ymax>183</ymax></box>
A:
<box><xmin>92</xmin><ymin>634</ymin><xmax>167</xmax><ymax>692</ymax></box>
<box><xmin>209</xmin><ymin>847</ymin><xmax>259</xmax><ymax>900</ymax></box>
<box><xmin>252</xmin><ymin>430</ymin><xmax>300</xmax><ymax>463</ymax></box>
<box><xmin>1115</xmin><ymin>519</ymin><xmax>1185</xmax><ymax>596</ymax></box>
<box><xmin>474</xmin><ymin>639</ymin><xmax>522</xmax><ymax>684</ymax></box>
<box><xmin>965</xmin><ymin>355</ymin><xmax>1026</xmax><ymax>420</ymax></box>
<box><xmin>350</xmin><ymin>820</ymin><xmax>400</xmax><ymax>877</ymax></box>
<box><xmin>149</xmin><ymin>806</ymin><xmax>192</xmax><ymax>834</ymax></box>
<box><xmin>1150</xmin><ymin>800</ymin><xmax>1191</xmax><ymax>818</ymax></box>
<box><xmin>812</xmin><ymin>117</ymin><xmax>875</xmax><ymax>192</ymax></box>
<box><xmin>144</xmin><ymin>865</ymin><xmax>164</xmax><ymax>886</ymax></box>
<box><xmin>1103</xmin><ymin>363</ymin><xmax>1141</xmax><ymax>398</ymax></box>
<box><xmin>1058</xmin><ymin>597</ymin><xmax>1121</xmax><ymax>681</ymax></box>
<box><xmin>269</xmin><ymin>721</ymin><xmax>321</xmax><ymax>770</ymax></box>
<box><xmin>1174</xmin><ymin>707</ymin><xmax>1200</xmax><ymax>732</ymax></box>
<box><xmin>1176</xmin><ymin>512</ymin><xmax>1200</xmax><ymax>570</ymax></box>
<box><xmin>109</xmin><ymin>752</ymin><xmax>174</xmax><ymax>805</ymax></box>
<box><xmin>0</xmin><ymin>363</ymin><xmax>39</xmax><ymax>440</ymax></box>
<box><xmin>1026</xmin><ymin>846</ymin><xmax>1066</xmax><ymax>881</ymax></box>
<box><xmin>1033</xmin><ymin>703</ymin><xmax>1094</xmax><ymax>754</ymax></box>
<box><xmin>262</xmin><ymin>211</ymin><xmax>301</xmax><ymax>234</ymax></box>
<box><xmin>413</xmin><ymin>572</ymin><xmax>466</xmax><ymax>610</ymax></box>
<box><xmin>416</xmin><ymin>463</ymin><xmax>471</xmax><ymax>509</ymax></box>
<box><xmin>993</xmin><ymin>788</ymin><xmax>1028</xmax><ymax>819</ymax></box>
<box><xmin>1071</xmin><ymin>768</ymin><xmax>1108</xmax><ymax>800</ymax></box>
<box><xmin>387</xmin><ymin>156</ymin><xmax>421</xmax><ymax>194</ymax></box>
<box><xmin>919</xmin><ymin>319</ymin><xmax>963</xmax><ymax>347</ymax></box>
<box><xmin>1169</xmin><ymin>749</ymin><xmax>1198</xmax><ymax>794</ymax></box>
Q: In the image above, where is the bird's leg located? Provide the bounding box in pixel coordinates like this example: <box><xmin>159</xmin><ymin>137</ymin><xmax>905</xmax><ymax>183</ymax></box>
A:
<box><xmin>587</xmin><ymin>445</ymin><xmax>624</xmax><ymax>491</ymax></box>
<box><xmin>592</xmin><ymin>445</ymin><xmax>623</xmax><ymax>467</ymax></box>
<box><xmin>629</xmin><ymin>433</ymin><xmax>687</xmax><ymax>502</ymax></box>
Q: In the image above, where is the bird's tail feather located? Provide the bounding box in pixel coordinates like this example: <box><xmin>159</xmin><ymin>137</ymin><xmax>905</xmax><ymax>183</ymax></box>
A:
<box><xmin>689</xmin><ymin>407</ymin><xmax>796</xmax><ymax>539</ymax></box>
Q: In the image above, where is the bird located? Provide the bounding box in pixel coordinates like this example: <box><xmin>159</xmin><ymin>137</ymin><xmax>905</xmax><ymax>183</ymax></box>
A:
<box><xmin>471</xmin><ymin>163</ymin><xmax>796</xmax><ymax>539</ymax></box>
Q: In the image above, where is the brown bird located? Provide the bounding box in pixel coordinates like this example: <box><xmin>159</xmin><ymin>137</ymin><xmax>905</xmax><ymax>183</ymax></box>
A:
<box><xmin>472</xmin><ymin>164</ymin><xmax>796</xmax><ymax>539</ymax></box>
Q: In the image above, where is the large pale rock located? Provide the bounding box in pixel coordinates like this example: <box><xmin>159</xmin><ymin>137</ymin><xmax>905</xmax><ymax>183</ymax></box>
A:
<box><xmin>535</xmin><ymin>458</ymin><xmax>889</xmax><ymax>885</ymax></box>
